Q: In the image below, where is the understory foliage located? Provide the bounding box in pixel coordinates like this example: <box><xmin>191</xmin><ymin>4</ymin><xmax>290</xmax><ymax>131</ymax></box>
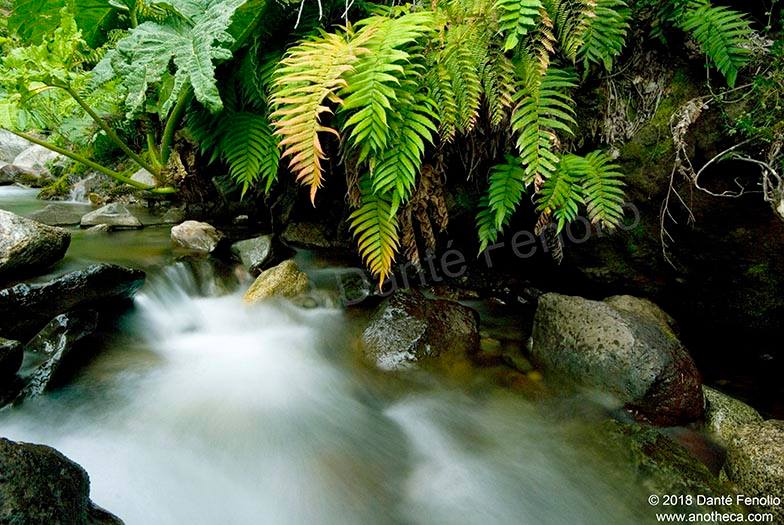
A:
<box><xmin>0</xmin><ymin>0</ymin><xmax>766</xmax><ymax>281</ymax></box>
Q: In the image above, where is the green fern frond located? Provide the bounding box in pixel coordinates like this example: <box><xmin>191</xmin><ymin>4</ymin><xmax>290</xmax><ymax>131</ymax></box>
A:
<box><xmin>441</xmin><ymin>24</ymin><xmax>487</xmax><ymax>135</ymax></box>
<box><xmin>551</xmin><ymin>0</ymin><xmax>597</xmax><ymax>60</ymax></box>
<box><xmin>681</xmin><ymin>2</ymin><xmax>752</xmax><ymax>87</ymax></box>
<box><xmin>349</xmin><ymin>178</ymin><xmax>400</xmax><ymax>282</ymax></box>
<box><xmin>494</xmin><ymin>0</ymin><xmax>543</xmax><ymax>51</ymax></box>
<box><xmin>428</xmin><ymin>59</ymin><xmax>460</xmax><ymax>142</ymax></box>
<box><xmin>580</xmin><ymin>150</ymin><xmax>625</xmax><ymax>228</ymax></box>
<box><xmin>482</xmin><ymin>50</ymin><xmax>516</xmax><ymax>126</ymax></box>
<box><xmin>476</xmin><ymin>193</ymin><xmax>503</xmax><ymax>253</ymax></box>
<box><xmin>536</xmin><ymin>153</ymin><xmax>584</xmax><ymax>232</ymax></box>
<box><xmin>486</xmin><ymin>154</ymin><xmax>528</xmax><ymax>230</ymax></box>
<box><xmin>218</xmin><ymin>111</ymin><xmax>280</xmax><ymax>196</ymax></box>
<box><xmin>577</xmin><ymin>0</ymin><xmax>629</xmax><ymax>71</ymax></box>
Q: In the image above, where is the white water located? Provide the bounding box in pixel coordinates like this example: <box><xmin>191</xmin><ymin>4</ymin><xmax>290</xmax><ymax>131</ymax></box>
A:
<box><xmin>0</xmin><ymin>262</ymin><xmax>653</xmax><ymax>524</ymax></box>
<box><xmin>67</xmin><ymin>173</ymin><xmax>97</xmax><ymax>203</ymax></box>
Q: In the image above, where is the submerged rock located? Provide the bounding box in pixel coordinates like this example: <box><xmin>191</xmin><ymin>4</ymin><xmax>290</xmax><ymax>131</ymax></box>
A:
<box><xmin>0</xmin><ymin>438</ymin><xmax>123</xmax><ymax>524</ymax></box>
<box><xmin>703</xmin><ymin>386</ymin><xmax>763</xmax><ymax>443</ymax></box>
<box><xmin>362</xmin><ymin>290</ymin><xmax>480</xmax><ymax>370</ymax></box>
<box><xmin>531</xmin><ymin>293</ymin><xmax>703</xmax><ymax>425</ymax></box>
<box><xmin>81</xmin><ymin>203</ymin><xmax>142</xmax><ymax>229</ymax></box>
<box><xmin>243</xmin><ymin>259</ymin><xmax>309</xmax><ymax>303</ymax></box>
<box><xmin>27</xmin><ymin>203</ymin><xmax>85</xmax><ymax>226</ymax></box>
<box><xmin>230</xmin><ymin>235</ymin><xmax>280</xmax><ymax>274</ymax></box>
<box><xmin>171</xmin><ymin>220</ymin><xmax>222</xmax><ymax>253</ymax></box>
<box><xmin>723</xmin><ymin>420</ymin><xmax>784</xmax><ymax>522</ymax></box>
<box><xmin>0</xmin><ymin>263</ymin><xmax>145</xmax><ymax>341</ymax></box>
<box><xmin>0</xmin><ymin>209</ymin><xmax>71</xmax><ymax>279</ymax></box>
<box><xmin>0</xmin><ymin>337</ymin><xmax>22</xmax><ymax>380</ymax></box>
<box><xmin>18</xmin><ymin>310</ymin><xmax>100</xmax><ymax>399</ymax></box>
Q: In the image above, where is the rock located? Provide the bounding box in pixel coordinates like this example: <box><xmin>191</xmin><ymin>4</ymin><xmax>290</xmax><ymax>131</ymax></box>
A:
<box><xmin>723</xmin><ymin>420</ymin><xmax>784</xmax><ymax>522</ymax></box>
<box><xmin>130</xmin><ymin>168</ymin><xmax>157</xmax><ymax>187</ymax></box>
<box><xmin>531</xmin><ymin>293</ymin><xmax>703</xmax><ymax>425</ymax></box>
<box><xmin>27</xmin><ymin>203</ymin><xmax>85</xmax><ymax>226</ymax></box>
<box><xmin>703</xmin><ymin>386</ymin><xmax>763</xmax><ymax>443</ymax></box>
<box><xmin>0</xmin><ymin>209</ymin><xmax>71</xmax><ymax>279</ymax></box>
<box><xmin>0</xmin><ymin>438</ymin><xmax>123</xmax><ymax>524</ymax></box>
<box><xmin>230</xmin><ymin>235</ymin><xmax>277</xmax><ymax>274</ymax></box>
<box><xmin>243</xmin><ymin>259</ymin><xmax>309</xmax><ymax>303</ymax></box>
<box><xmin>361</xmin><ymin>290</ymin><xmax>480</xmax><ymax>370</ymax></box>
<box><xmin>0</xmin><ymin>263</ymin><xmax>145</xmax><ymax>341</ymax></box>
<box><xmin>604</xmin><ymin>295</ymin><xmax>678</xmax><ymax>337</ymax></box>
<box><xmin>0</xmin><ymin>129</ymin><xmax>33</xmax><ymax>162</ymax></box>
<box><xmin>80</xmin><ymin>203</ymin><xmax>142</xmax><ymax>229</ymax></box>
<box><xmin>334</xmin><ymin>269</ymin><xmax>373</xmax><ymax>306</ymax></box>
<box><xmin>161</xmin><ymin>207</ymin><xmax>185</xmax><ymax>224</ymax></box>
<box><xmin>13</xmin><ymin>144</ymin><xmax>66</xmax><ymax>172</ymax></box>
<box><xmin>0</xmin><ymin>337</ymin><xmax>22</xmax><ymax>380</ymax></box>
<box><xmin>17</xmin><ymin>310</ymin><xmax>99</xmax><ymax>399</ymax></box>
<box><xmin>171</xmin><ymin>221</ymin><xmax>222</xmax><ymax>253</ymax></box>
<box><xmin>0</xmin><ymin>164</ymin><xmax>55</xmax><ymax>187</ymax></box>
<box><xmin>281</xmin><ymin>222</ymin><xmax>340</xmax><ymax>250</ymax></box>
<box><xmin>84</xmin><ymin>224</ymin><xmax>111</xmax><ymax>235</ymax></box>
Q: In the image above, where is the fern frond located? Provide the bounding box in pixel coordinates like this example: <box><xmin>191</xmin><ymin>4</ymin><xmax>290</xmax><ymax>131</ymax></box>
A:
<box><xmin>428</xmin><ymin>60</ymin><xmax>460</xmax><ymax>142</ymax></box>
<box><xmin>486</xmin><ymin>154</ymin><xmax>528</xmax><ymax>230</ymax></box>
<box><xmin>580</xmin><ymin>150</ymin><xmax>625</xmax><ymax>228</ymax></box>
<box><xmin>552</xmin><ymin>0</ymin><xmax>597</xmax><ymax>60</ymax></box>
<box><xmin>218</xmin><ymin>111</ymin><xmax>280</xmax><ymax>196</ymax></box>
<box><xmin>476</xmin><ymin>194</ymin><xmax>503</xmax><ymax>253</ymax></box>
<box><xmin>494</xmin><ymin>0</ymin><xmax>542</xmax><ymax>51</ymax></box>
<box><xmin>482</xmin><ymin>50</ymin><xmax>516</xmax><ymax>126</ymax></box>
<box><xmin>577</xmin><ymin>0</ymin><xmax>629</xmax><ymax>71</ymax></box>
<box><xmin>441</xmin><ymin>24</ymin><xmax>487</xmax><ymax>134</ymax></box>
<box><xmin>349</xmin><ymin>179</ymin><xmax>400</xmax><ymax>282</ymax></box>
<box><xmin>681</xmin><ymin>2</ymin><xmax>752</xmax><ymax>87</ymax></box>
<box><xmin>529</xmin><ymin>4</ymin><xmax>557</xmax><ymax>73</ymax></box>
<box><xmin>536</xmin><ymin>153</ymin><xmax>584</xmax><ymax>232</ymax></box>
<box><xmin>270</xmin><ymin>32</ymin><xmax>361</xmax><ymax>203</ymax></box>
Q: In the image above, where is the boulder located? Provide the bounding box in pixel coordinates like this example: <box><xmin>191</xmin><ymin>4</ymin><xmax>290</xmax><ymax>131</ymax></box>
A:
<box><xmin>0</xmin><ymin>263</ymin><xmax>145</xmax><ymax>341</ymax></box>
<box><xmin>17</xmin><ymin>310</ymin><xmax>100</xmax><ymax>400</ymax></box>
<box><xmin>362</xmin><ymin>290</ymin><xmax>480</xmax><ymax>370</ymax></box>
<box><xmin>0</xmin><ymin>130</ymin><xmax>33</xmax><ymax>162</ymax></box>
<box><xmin>27</xmin><ymin>203</ymin><xmax>85</xmax><ymax>226</ymax></box>
<box><xmin>80</xmin><ymin>203</ymin><xmax>142</xmax><ymax>229</ymax></box>
<box><xmin>703</xmin><ymin>386</ymin><xmax>763</xmax><ymax>443</ymax></box>
<box><xmin>531</xmin><ymin>293</ymin><xmax>703</xmax><ymax>425</ymax></box>
<box><xmin>230</xmin><ymin>235</ymin><xmax>278</xmax><ymax>274</ymax></box>
<box><xmin>12</xmin><ymin>144</ymin><xmax>66</xmax><ymax>172</ymax></box>
<box><xmin>281</xmin><ymin>222</ymin><xmax>341</xmax><ymax>249</ymax></box>
<box><xmin>723</xmin><ymin>420</ymin><xmax>784</xmax><ymax>522</ymax></box>
<box><xmin>0</xmin><ymin>438</ymin><xmax>123</xmax><ymax>524</ymax></box>
<box><xmin>0</xmin><ymin>209</ymin><xmax>71</xmax><ymax>279</ymax></box>
<box><xmin>0</xmin><ymin>164</ymin><xmax>55</xmax><ymax>187</ymax></box>
<box><xmin>129</xmin><ymin>168</ymin><xmax>157</xmax><ymax>187</ymax></box>
<box><xmin>171</xmin><ymin>221</ymin><xmax>222</xmax><ymax>253</ymax></box>
<box><xmin>243</xmin><ymin>259</ymin><xmax>309</xmax><ymax>303</ymax></box>
<box><xmin>0</xmin><ymin>337</ymin><xmax>22</xmax><ymax>380</ymax></box>
<box><xmin>161</xmin><ymin>207</ymin><xmax>185</xmax><ymax>224</ymax></box>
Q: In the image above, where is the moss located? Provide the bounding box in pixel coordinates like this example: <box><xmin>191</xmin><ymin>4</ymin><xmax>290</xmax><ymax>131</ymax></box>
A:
<box><xmin>37</xmin><ymin>174</ymin><xmax>71</xmax><ymax>200</ymax></box>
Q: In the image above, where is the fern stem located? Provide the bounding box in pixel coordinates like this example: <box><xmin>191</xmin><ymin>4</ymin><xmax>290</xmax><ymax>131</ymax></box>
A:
<box><xmin>160</xmin><ymin>88</ymin><xmax>192</xmax><ymax>165</ymax></box>
<box><xmin>55</xmin><ymin>84</ymin><xmax>161</xmax><ymax>177</ymax></box>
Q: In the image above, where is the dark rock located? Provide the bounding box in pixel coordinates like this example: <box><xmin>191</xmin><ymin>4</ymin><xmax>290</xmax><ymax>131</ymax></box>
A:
<box><xmin>0</xmin><ymin>264</ymin><xmax>145</xmax><ymax>341</ymax></box>
<box><xmin>27</xmin><ymin>203</ymin><xmax>85</xmax><ymax>226</ymax></box>
<box><xmin>161</xmin><ymin>207</ymin><xmax>186</xmax><ymax>224</ymax></box>
<box><xmin>18</xmin><ymin>310</ymin><xmax>99</xmax><ymax>399</ymax></box>
<box><xmin>0</xmin><ymin>164</ymin><xmax>55</xmax><ymax>187</ymax></box>
<box><xmin>80</xmin><ymin>203</ymin><xmax>142</xmax><ymax>229</ymax></box>
<box><xmin>531</xmin><ymin>293</ymin><xmax>703</xmax><ymax>425</ymax></box>
<box><xmin>362</xmin><ymin>290</ymin><xmax>480</xmax><ymax>370</ymax></box>
<box><xmin>0</xmin><ymin>209</ymin><xmax>71</xmax><ymax>279</ymax></box>
<box><xmin>171</xmin><ymin>221</ymin><xmax>222</xmax><ymax>253</ymax></box>
<box><xmin>281</xmin><ymin>222</ymin><xmax>341</xmax><ymax>250</ymax></box>
<box><xmin>0</xmin><ymin>337</ymin><xmax>22</xmax><ymax>380</ymax></box>
<box><xmin>230</xmin><ymin>235</ymin><xmax>279</xmax><ymax>274</ymax></box>
<box><xmin>723</xmin><ymin>420</ymin><xmax>784</xmax><ymax>522</ymax></box>
<box><xmin>334</xmin><ymin>269</ymin><xmax>374</xmax><ymax>306</ymax></box>
<box><xmin>0</xmin><ymin>438</ymin><xmax>123</xmax><ymax>524</ymax></box>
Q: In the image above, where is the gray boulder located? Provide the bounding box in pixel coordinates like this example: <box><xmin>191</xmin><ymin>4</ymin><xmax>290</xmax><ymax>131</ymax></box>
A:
<box><xmin>129</xmin><ymin>168</ymin><xmax>157</xmax><ymax>188</ymax></box>
<box><xmin>231</xmin><ymin>235</ymin><xmax>276</xmax><ymax>274</ymax></box>
<box><xmin>243</xmin><ymin>259</ymin><xmax>309</xmax><ymax>303</ymax></box>
<box><xmin>13</xmin><ymin>144</ymin><xmax>66</xmax><ymax>171</ymax></box>
<box><xmin>0</xmin><ymin>337</ymin><xmax>22</xmax><ymax>380</ymax></box>
<box><xmin>0</xmin><ymin>263</ymin><xmax>145</xmax><ymax>341</ymax></box>
<box><xmin>0</xmin><ymin>164</ymin><xmax>55</xmax><ymax>187</ymax></box>
<box><xmin>0</xmin><ymin>209</ymin><xmax>70</xmax><ymax>278</ymax></box>
<box><xmin>531</xmin><ymin>293</ymin><xmax>703</xmax><ymax>425</ymax></box>
<box><xmin>723</xmin><ymin>420</ymin><xmax>784</xmax><ymax>522</ymax></box>
<box><xmin>0</xmin><ymin>438</ymin><xmax>123</xmax><ymax>524</ymax></box>
<box><xmin>362</xmin><ymin>290</ymin><xmax>480</xmax><ymax>370</ymax></box>
<box><xmin>27</xmin><ymin>203</ymin><xmax>85</xmax><ymax>226</ymax></box>
<box><xmin>703</xmin><ymin>386</ymin><xmax>763</xmax><ymax>443</ymax></box>
<box><xmin>80</xmin><ymin>203</ymin><xmax>142</xmax><ymax>229</ymax></box>
<box><xmin>0</xmin><ymin>130</ymin><xmax>33</xmax><ymax>162</ymax></box>
<box><xmin>161</xmin><ymin>207</ymin><xmax>185</xmax><ymax>224</ymax></box>
<box><xmin>171</xmin><ymin>220</ymin><xmax>222</xmax><ymax>253</ymax></box>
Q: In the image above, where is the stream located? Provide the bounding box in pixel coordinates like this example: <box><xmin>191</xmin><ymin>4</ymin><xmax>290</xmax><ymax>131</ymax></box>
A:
<box><xmin>0</xmin><ymin>187</ymin><xmax>659</xmax><ymax>524</ymax></box>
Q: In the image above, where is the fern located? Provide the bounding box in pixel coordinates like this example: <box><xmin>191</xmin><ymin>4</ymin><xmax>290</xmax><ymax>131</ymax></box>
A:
<box><xmin>481</xmin><ymin>49</ymin><xmax>516</xmax><ymax>126</ymax></box>
<box><xmin>486</xmin><ymin>154</ymin><xmax>528</xmax><ymax>229</ymax></box>
<box><xmin>494</xmin><ymin>0</ymin><xmax>542</xmax><ymax>51</ymax></box>
<box><xmin>349</xmin><ymin>179</ymin><xmax>400</xmax><ymax>282</ymax></box>
<box><xmin>476</xmin><ymin>194</ymin><xmax>503</xmax><ymax>252</ymax></box>
<box><xmin>577</xmin><ymin>0</ymin><xmax>629</xmax><ymax>70</ymax></box>
<box><xmin>218</xmin><ymin>111</ymin><xmax>280</xmax><ymax>196</ymax></box>
<box><xmin>580</xmin><ymin>150</ymin><xmax>625</xmax><ymax>228</ymax></box>
<box><xmin>680</xmin><ymin>1</ymin><xmax>752</xmax><ymax>87</ymax></box>
<box><xmin>536</xmin><ymin>153</ymin><xmax>584</xmax><ymax>232</ymax></box>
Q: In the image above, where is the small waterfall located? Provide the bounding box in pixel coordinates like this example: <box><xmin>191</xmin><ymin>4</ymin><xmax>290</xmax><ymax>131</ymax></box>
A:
<box><xmin>67</xmin><ymin>173</ymin><xmax>98</xmax><ymax>203</ymax></box>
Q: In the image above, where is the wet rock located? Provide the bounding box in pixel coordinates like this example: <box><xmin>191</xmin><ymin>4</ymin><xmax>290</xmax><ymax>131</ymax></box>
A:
<box><xmin>531</xmin><ymin>293</ymin><xmax>703</xmax><ymax>425</ymax></box>
<box><xmin>231</xmin><ymin>235</ymin><xmax>277</xmax><ymax>274</ymax></box>
<box><xmin>281</xmin><ymin>222</ymin><xmax>340</xmax><ymax>249</ymax></box>
<box><xmin>703</xmin><ymin>386</ymin><xmax>763</xmax><ymax>443</ymax></box>
<box><xmin>723</xmin><ymin>420</ymin><xmax>784</xmax><ymax>522</ymax></box>
<box><xmin>171</xmin><ymin>220</ymin><xmax>222</xmax><ymax>253</ymax></box>
<box><xmin>0</xmin><ymin>164</ymin><xmax>54</xmax><ymax>187</ymax></box>
<box><xmin>0</xmin><ymin>263</ymin><xmax>145</xmax><ymax>341</ymax></box>
<box><xmin>13</xmin><ymin>145</ymin><xmax>66</xmax><ymax>172</ymax></box>
<box><xmin>0</xmin><ymin>337</ymin><xmax>22</xmax><ymax>380</ymax></box>
<box><xmin>17</xmin><ymin>310</ymin><xmax>99</xmax><ymax>399</ymax></box>
<box><xmin>362</xmin><ymin>290</ymin><xmax>480</xmax><ymax>370</ymax></box>
<box><xmin>334</xmin><ymin>269</ymin><xmax>373</xmax><ymax>306</ymax></box>
<box><xmin>291</xmin><ymin>289</ymin><xmax>339</xmax><ymax>309</ymax></box>
<box><xmin>80</xmin><ymin>203</ymin><xmax>142</xmax><ymax>229</ymax></box>
<box><xmin>0</xmin><ymin>209</ymin><xmax>71</xmax><ymax>279</ymax></box>
<box><xmin>130</xmin><ymin>168</ymin><xmax>157</xmax><ymax>187</ymax></box>
<box><xmin>243</xmin><ymin>259</ymin><xmax>309</xmax><ymax>303</ymax></box>
<box><xmin>0</xmin><ymin>129</ymin><xmax>33</xmax><ymax>162</ymax></box>
<box><xmin>0</xmin><ymin>438</ymin><xmax>123</xmax><ymax>524</ymax></box>
<box><xmin>604</xmin><ymin>295</ymin><xmax>678</xmax><ymax>337</ymax></box>
<box><xmin>84</xmin><ymin>224</ymin><xmax>111</xmax><ymax>235</ymax></box>
<box><xmin>27</xmin><ymin>203</ymin><xmax>85</xmax><ymax>226</ymax></box>
<box><xmin>161</xmin><ymin>207</ymin><xmax>185</xmax><ymax>224</ymax></box>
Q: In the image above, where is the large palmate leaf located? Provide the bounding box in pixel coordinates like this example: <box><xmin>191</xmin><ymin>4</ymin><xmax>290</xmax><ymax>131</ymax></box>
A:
<box><xmin>94</xmin><ymin>0</ymin><xmax>248</xmax><ymax>117</ymax></box>
<box><xmin>9</xmin><ymin>0</ymin><xmax>117</xmax><ymax>47</ymax></box>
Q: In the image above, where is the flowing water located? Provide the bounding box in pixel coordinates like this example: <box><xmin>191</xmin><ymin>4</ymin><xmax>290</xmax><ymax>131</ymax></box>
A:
<box><xmin>0</xmin><ymin>187</ymin><xmax>660</xmax><ymax>524</ymax></box>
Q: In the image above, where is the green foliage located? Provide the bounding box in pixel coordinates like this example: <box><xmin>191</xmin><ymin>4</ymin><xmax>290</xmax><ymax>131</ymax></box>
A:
<box><xmin>8</xmin><ymin>0</ymin><xmax>116</xmax><ymax>46</ymax></box>
<box><xmin>577</xmin><ymin>0</ymin><xmax>630</xmax><ymax>70</ymax></box>
<box><xmin>348</xmin><ymin>177</ymin><xmax>400</xmax><ymax>282</ymax></box>
<box><xmin>217</xmin><ymin>112</ymin><xmax>279</xmax><ymax>195</ymax></box>
<box><xmin>495</xmin><ymin>0</ymin><xmax>541</xmax><ymax>51</ymax></box>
